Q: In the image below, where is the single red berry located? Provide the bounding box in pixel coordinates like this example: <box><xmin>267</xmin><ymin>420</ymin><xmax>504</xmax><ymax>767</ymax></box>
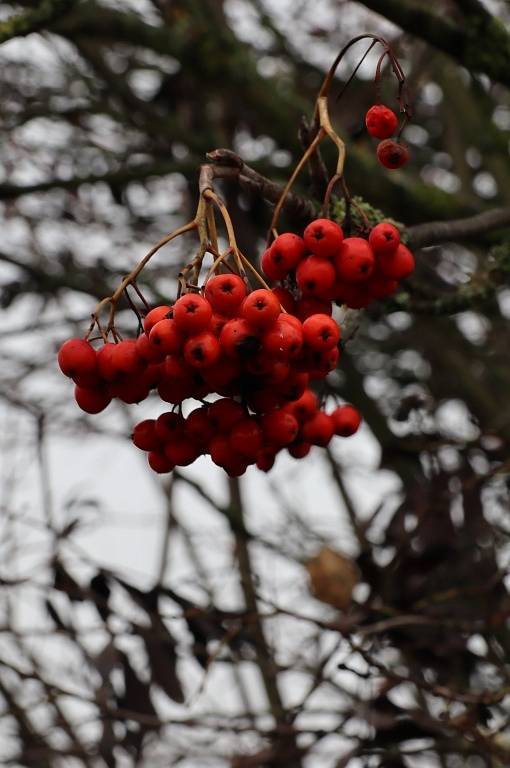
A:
<box><xmin>148</xmin><ymin>450</ymin><xmax>175</xmax><ymax>474</ymax></box>
<box><xmin>302</xmin><ymin>314</ymin><xmax>340</xmax><ymax>352</ymax></box>
<box><xmin>241</xmin><ymin>289</ymin><xmax>281</xmax><ymax>330</ymax></box>
<box><xmin>303</xmin><ymin>218</ymin><xmax>344</xmax><ymax>259</ymax></box>
<box><xmin>183</xmin><ymin>331</ymin><xmax>220</xmax><ymax>368</ymax></box>
<box><xmin>302</xmin><ymin>411</ymin><xmax>335</xmax><ymax>446</ymax></box>
<box><xmin>205</xmin><ymin>274</ymin><xmax>247</xmax><ymax>315</ymax></box>
<box><xmin>208</xmin><ymin>398</ymin><xmax>246</xmax><ymax>433</ymax></box>
<box><xmin>132</xmin><ymin>419</ymin><xmax>160</xmax><ymax>451</ymax></box>
<box><xmin>185</xmin><ymin>407</ymin><xmax>214</xmax><ymax>446</ymax></box>
<box><xmin>368</xmin><ymin>222</ymin><xmax>400</xmax><ymax>255</ymax></box>
<box><xmin>288</xmin><ymin>441</ymin><xmax>311</xmax><ymax>459</ymax></box>
<box><xmin>272</xmin><ymin>286</ymin><xmax>297</xmax><ymax>314</ymax></box>
<box><xmin>173</xmin><ymin>294</ymin><xmax>212</xmax><ymax>334</ymax></box>
<box><xmin>332</xmin><ymin>405</ymin><xmax>362</xmax><ymax>436</ymax></box>
<box><xmin>58</xmin><ymin>339</ymin><xmax>97</xmax><ymax>380</ymax></box>
<box><xmin>268</xmin><ymin>232</ymin><xmax>306</xmax><ymax>276</ymax></box>
<box><xmin>335</xmin><ymin>238</ymin><xmax>375</xmax><ymax>283</ymax></box>
<box><xmin>165</xmin><ymin>438</ymin><xmax>201</xmax><ymax>467</ymax></box>
<box><xmin>149</xmin><ymin>318</ymin><xmax>182</xmax><ymax>355</ymax></box>
<box><xmin>288</xmin><ymin>389</ymin><xmax>318</xmax><ymax>421</ymax></box>
<box><xmin>135</xmin><ymin>332</ymin><xmax>164</xmax><ymax>363</ymax></box>
<box><xmin>255</xmin><ymin>448</ymin><xmax>276</xmax><ymax>472</ymax></box>
<box><xmin>377</xmin><ymin>243</ymin><xmax>415</xmax><ymax>280</ymax></box>
<box><xmin>96</xmin><ymin>343</ymin><xmax>118</xmax><ymax>381</ymax></box>
<box><xmin>262</xmin><ymin>410</ymin><xmax>299</xmax><ymax>447</ymax></box>
<box><xmin>296</xmin><ymin>296</ymin><xmax>332</xmax><ymax>321</ymax></box>
<box><xmin>262</xmin><ymin>315</ymin><xmax>303</xmax><ymax>359</ymax></box>
<box><xmin>377</xmin><ymin>139</ymin><xmax>409</xmax><ymax>170</ymax></box>
<box><xmin>230</xmin><ymin>417</ymin><xmax>263</xmax><ymax>459</ymax></box>
<box><xmin>296</xmin><ymin>255</ymin><xmax>336</xmax><ymax>297</ymax></box>
<box><xmin>365</xmin><ymin>104</ymin><xmax>398</xmax><ymax>139</ymax></box>
<box><xmin>209</xmin><ymin>435</ymin><xmax>236</xmax><ymax>468</ymax></box>
<box><xmin>144</xmin><ymin>305</ymin><xmax>172</xmax><ymax>335</ymax></box>
<box><xmin>113</xmin><ymin>376</ymin><xmax>150</xmax><ymax>404</ymax></box>
<box><xmin>261</xmin><ymin>248</ymin><xmax>286</xmax><ymax>281</ymax></box>
<box><xmin>111</xmin><ymin>340</ymin><xmax>142</xmax><ymax>377</ymax></box>
<box><xmin>220</xmin><ymin>318</ymin><xmax>261</xmax><ymax>359</ymax></box>
<box><xmin>74</xmin><ymin>385</ymin><xmax>111</xmax><ymax>414</ymax></box>
<box><xmin>224</xmin><ymin>459</ymin><xmax>250</xmax><ymax>477</ymax></box>
<box><xmin>155</xmin><ymin>412</ymin><xmax>185</xmax><ymax>442</ymax></box>
<box><xmin>157</xmin><ymin>378</ymin><xmax>191</xmax><ymax>404</ymax></box>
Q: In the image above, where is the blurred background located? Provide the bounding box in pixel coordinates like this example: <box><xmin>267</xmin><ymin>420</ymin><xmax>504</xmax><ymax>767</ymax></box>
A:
<box><xmin>1</xmin><ymin>1</ymin><xmax>510</xmax><ymax>766</ymax></box>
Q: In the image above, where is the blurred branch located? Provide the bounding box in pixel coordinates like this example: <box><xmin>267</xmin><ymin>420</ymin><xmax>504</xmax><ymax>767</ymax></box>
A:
<box><xmin>407</xmin><ymin>208</ymin><xmax>510</xmax><ymax>249</ymax></box>
<box><xmin>0</xmin><ymin>0</ymin><xmax>77</xmax><ymax>44</ymax></box>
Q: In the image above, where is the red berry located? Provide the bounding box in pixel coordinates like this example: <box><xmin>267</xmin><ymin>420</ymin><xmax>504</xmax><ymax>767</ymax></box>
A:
<box><xmin>296</xmin><ymin>255</ymin><xmax>336</xmax><ymax>297</ymax></box>
<box><xmin>183</xmin><ymin>331</ymin><xmax>220</xmax><ymax>368</ymax></box>
<box><xmin>74</xmin><ymin>385</ymin><xmax>111</xmax><ymax>414</ymax></box>
<box><xmin>262</xmin><ymin>315</ymin><xmax>303</xmax><ymax>359</ymax></box>
<box><xmin>262</xmin><ymin>410</ymin><xmax>299</xmax><ymax>447</ymax></box>
<box><xmin>173</xmin><ymin>294</ymin><xmax>212</xmax><ymax>334</ymax></box>
<box><xmin>208</xmin><ymin>398</ymin><xmax>245</xmax><ymax>432</ymax></box>
<box><xmin>111</xmin><ymin>340</ymin><xmax>142</xmax><ymax>377</ymax></box>
<box><xmin>143</xmin><ymin>305</ymin><xmax>172</xmax><ymax>335</ymax></box>
<box><xmin>161</xmin><ymin>354</ymin><xmax>193</xmax><ymax>383</ymax></box>
<box><xmin>368</xmin><ymin>222</ymin><xmax>400</xmax><ymax>255</ymax></box>
<box><xmin>132</xmin><ymin>419</ymin><xmax>160</xmax><ymax>451</ymax></box>
<box><xmin>155</xmin><ymin>412</ymin><xmax>185</xmax><ymax>442</ymax></box>
<box><xmin>276</xmin><ymin>371</ymin><xmax>309</xmax><ymax>402</ymax></box>
<box><xmin>261</xmin><ymin>248</ymin><xmax>285</xmax><ymax>282</ymax></box>
<box><xmin>269</xmin><ymin>232</ymin><xmax>306</xmax><ymax>275</ymax></box>
<box><xmin>302</xmin><ymin>314</ymin><xmax>340</xmax><ymax>352</ymax></box>
<box><xmin>135</xmin><ymin>332</ymin><xmax>164</xmax><ymax>363</ymax></box>
<box><xmin>149</xmin><ymin>319</ymin><xmax>182</xmax><ymax>355</ymax></box>
<box><xmin>335</xmin><ymin>282</ymin><xmax>373</xmax><ymax>309</ymax></box>
<box><xmin>288</xmin><ymin>441</ymin><xmax>311</xmax><ymax>459</ymax></box>
<box><xmin>220</xmin><ymin>318</ymin><xmax>260</xmax><ymax>359</ymax></box>
<box><xmin>224</xmin><ymin>459</ymin><xmax>249</xmax><ymax>477</ymax></box>
<box><xmin>96</xmin><ymin>343</ymin><xmax>118</xmax><ymax>381</ymax></box>
<box><xmin>302</xmin><ymin>412</ymin><xmax>335</xmax><ymax>446</ymax></box>
<box><xmin>377</xmin><ymin>243</ymin><xmax>415</xmax><ymax>280</ymax></box>
<box><xmin>165</xmin><ymin>438</ymin><xmax>200</xmax><ymax>467</ymax></box>
<box><xmin>58</xmin><ymin>339</ymin><xmax>97</xmax><ymax>380</ymax></box>
<box><xmin>202</xmin><ymin>357</ymin><xmax>241</xmax><ymax>391</ymax></box>
<box><xmin>303</xmin><ymin>218</ymin><xmax>344</xmax><ymax>259</ymax></box>
<box><xmin>288</xmin><ymin>389</ymin><xmax>318</xmax><ymax>421</ymax></box>
<box><xmin>230</xmin><ymin>417</ymin><xmax>263</xmax><ymax>459</ymax></box>
<box><xmin>377</xmin><ymin>139</ymin><xmax>409</xmax><ymax>169</ymax></box>
<box><xmin>209</xmin><ymin>435</ymin><xmax>236</xmax><ymax>468</ymax></box>
<box><xmin>148</xmin><ymin>450</ymin><xmax>175</xmax><ymax>474</ymax></box>
<box><xmin>241</xmin><ymin>289</ymin><xmax>281</xmax><ymax>330</ymax></box>
<box><xmin>113</xmin><ymin>376</ymin><xmax>150</xmax><ymax>404</ymax></box>
<box><xmin>256</xmin><ymin>448</ymin><xmax>276</xmax><ymax>472</ymax></box>
<box><xmin>185</xmin><ymin>407</ymin><xmax>214</xmax><ymax>446</ymax></box>
<box><xmin>296</xmin><ymin>296</ymin><xmax>332</xmax><ymax>321</ymax></box>
<box><xmin>210</xmin><ymin>313</ymin><xmax>230</xmax><ymax>337</ymax></box>
<box><xmin>205</xmin><ymin>274</ymin><xmax>247</xmax><ymax>315</ymax></box>
<box><xmin>335</xmin><ymin>238</ymin><xmax>375</xmax><ymax>283</ymax></box>
<box><xmin>332</xmin><ymin>405</ymin><xmax>362</xmax><ymax>436</ymax></box>
<box><xmin>365</xmin><ymin>104</ymin><xmax>398</xmax><ymax>139</ymax></box>
<box><xmin>247</xmin><ymin>389</ymin><xmax>283</xmax><ymax>414</ymax></box>
<box><xmin>272</xmin><ymin>286</ymin><xmax>297</xmax><ymax>314</ymax></box>
<box><xmin>157</xmin><ymin>379</ymin><xmax>191</xmax><ymax>404</ymax></box>
<box><xmin>367</xmin><ymin>272</ymin><xmax>398</xmax><ymax>300</ymax></box>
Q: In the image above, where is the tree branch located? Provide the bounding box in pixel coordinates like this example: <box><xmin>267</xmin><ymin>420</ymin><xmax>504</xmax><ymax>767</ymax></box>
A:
<box><xmin>407</xmin><ymin>207</ymin><xmax>510</xmax><ymax>249</ymax></box>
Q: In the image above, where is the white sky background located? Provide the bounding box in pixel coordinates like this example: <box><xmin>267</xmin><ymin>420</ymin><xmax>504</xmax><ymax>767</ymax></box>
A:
<box><xmin>1</xmin><ymin>1</ymin><xmax>508</xmax><ymax>766</ymax></box>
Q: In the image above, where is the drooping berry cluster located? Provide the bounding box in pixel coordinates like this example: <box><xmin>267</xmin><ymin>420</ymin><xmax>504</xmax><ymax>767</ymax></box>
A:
<box><xmin>365</xmin><ymin>104</ymin><xmax>408</xmax><ymax>170</ymax></box>
<box><xmin>262</xmin><ymin>218</ymin><xmax>414</xmax><ymax>311</ymax></box>
<box><xmin>58</xmin><ymin>274</ymin><xmax>362</xmax><ymax>476</ymax></box>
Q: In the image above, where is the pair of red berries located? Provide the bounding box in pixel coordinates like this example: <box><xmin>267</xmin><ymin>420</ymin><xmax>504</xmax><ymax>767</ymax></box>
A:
<box><xmin>262</xmin><ymin>217</ymin><xmax>414</xmax><ymax>311</ymax></box>
<box><xmin>132</xmin><ymin>391</ymin><xmax>361</xmax><ymax>477</ymax></box>
<box><xmin>365</xmin><ymin>104</ymin><xmax>408</xmax><ymax>170</ymax></box>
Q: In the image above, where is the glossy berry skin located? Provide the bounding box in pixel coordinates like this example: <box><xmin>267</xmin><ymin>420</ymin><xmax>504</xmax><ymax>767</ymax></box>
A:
<box><xmin>185</xmin><ymin>407</ymin><xmax>214</xmax><ymax>446</ymax></box>
<box><xmin>241</xmin><ymin>289</ymin><xmax>281</xmax><ymax>330</ymax></box>
<box><xmin>149</xmin><ymin>319</ymin><xmax>182</xmax><ymax>355</ymax></box>
<box><xmin>262</xmin><ymin>410</ymin><xmax>299</xmax><ymax>447</ymax></box>
<box><xmin>135</xmin><ymin>332</ymin><xmax>164</xmax><ymax>363</ymax></box>
<box><xmin>208</xmin><ymin>398</ymin><xmax>245</xmax><ymax>432</ymax></box>
<box><xmin>261</xmin><ymin>248</ymin><xmax>286</xmax><ymax>282</ymax></box>
<box><xmin>58</xmin><ymin>339</ymin><xmax>97</xmax><ymax>380</ymax></box>
<box><xmin>165</xmin><ymin>439</ymin><xmax>201</xmax><ymax>467</ymax></box>
<box><xmin>220</xmin><ymin>318</ymin><xmax>260</xmax><ymax>359</ymax></box>
<box><xmin>377</xmin><ymin>139</ymin><xmax>409</xmax><ymax>170</ymax></box>
<box><xmin>230</xmin><ymin>417</ymin><xmax>263</xmax><ymax>459</ymax></box>
<box><xmin>132</xmin><ymin>419</ymin><xmax>160</xmax><ymax>451</ymax></box>
<box><xmin>302</xmin><ymin>412</ymin><xmax>335</xmax><ymax>446</ymax></box>
<box><xmin>368</xmin><ymin>222</ymin><xmax>400</xmax><ymax>255</ymax></box>
<box><xmin>332</xmin><ymin>404</ymin><xmax>362</xmax><ymax>436</ymax></box>
<box><xmin>155</xmin><ymin>412</ymin><xmax>185</xmax><ymax>442</ymax></box>
<box><xmin>262</xmin><ymin>315</ymin><xmax>303</xmax><ymax>359</ymax></box>
<box><xmin>296</xmin><ymin>296</ymin><xmax>332</xmax><ymax>321</ymax></box>
<box><xmin>335</xmin><ymin>238</ymin><xmax>375</xmax><ymax>283</ymax></box>
<box><xmin>112</xmin><ymin>340</ymin><xmax>143</xmax><ymax>378</ymax></box>
<box><xmin>288</xmin><ymin>441</ymin><xmax>311</xmax><ymax>459</ymax></box>
<box><xmin>183</xmin><ymin>331</ymin><xmax>220</xmax><ymax>368</ymax></box>
<box><xmin>288</xmin><ymin>389</ymin><xmax>318</xmax><ymax>421</ymax></box>
<box><xmin>143</xmin><ymin>305</ymin><xmax>172</xmax><ymax>335</ymax></box>
<box><xmin>378</xmin><ymin>243</ymin><xmax>415</xmax><ymax>280</ymax></box>
<box><xmin>74</xmin><ymin>385</ymin><xmax>111</xmax><ymax>414</ymax></box>
<box><xmin>365</xmin><ymin>104</ymin><xmax>398</xmax><ymax>139</ymax></box>
<box><xmin>205</xmin><ymin>274</ymin><xmax>247</xmax><ymax>316</ymax></box>
<box><xmin>269</xmin><ymin>233</ymin><xmax>306</xmax><ymax>273</ymax></box>
<box><xmin>296</xmin><ymin>256</ymin><xmax>336</xmax><ymax>297</ymax></box>
<box><xmin>173</xmin><ymin>294</ymin><xmax>212</xmax><ymax>334</ymax></box>
<box><xmin>256</xmin><ymin>448</ymin><xmax>276</xmax><ymax>472</ymax></box>
<box><xmin>302</xmin><ymin>314</ymin><xmax>340</xmax><ymax>352</ymax></box>
<box><xmin>303</xmin><ymin>218</ymin><xmax>344</xmax><ymax>259</ymax></box>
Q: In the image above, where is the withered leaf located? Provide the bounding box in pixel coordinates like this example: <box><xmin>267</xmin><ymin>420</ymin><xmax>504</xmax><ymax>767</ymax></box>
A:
<box><xmin>306</xmin><ymin>546</ymin><xmax>359</xmax><ymax>611</ymax></box>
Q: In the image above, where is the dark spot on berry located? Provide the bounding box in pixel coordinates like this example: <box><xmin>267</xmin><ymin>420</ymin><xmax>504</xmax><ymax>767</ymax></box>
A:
<box><xmin>192</xmin><ymin>346</ymin><xmax>204</xmax><ymax>360</ymax></box>
<box><xmin>384</xmin><ymin>232</ymin><xmax>393</xmax><ymax>241</ymax></box>
<box><xmin>237</xmin><ymin>335</ymin><xmax>260</xmax><ymax>358</ymax></box>
<box><xmin>313</xmin><ymin>228</ymin><xmax>324</xmax><ymax>241</ymax></box>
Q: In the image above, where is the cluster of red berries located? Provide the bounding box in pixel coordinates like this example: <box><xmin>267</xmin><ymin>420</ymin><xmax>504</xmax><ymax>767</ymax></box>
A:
<box><xmin>262</xmin><ymin>217</ymin><xmax>414</xmax><ymax>310</ymax></box>
<box><xmin>365</xmin><ymin>104</ymin><xmax>408</xmax><ymax>170</ymax></box>
<box><xmin>58</xmin><ymin>275</ymin><xmax>362</xmax><ymax>476</ymax></box>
